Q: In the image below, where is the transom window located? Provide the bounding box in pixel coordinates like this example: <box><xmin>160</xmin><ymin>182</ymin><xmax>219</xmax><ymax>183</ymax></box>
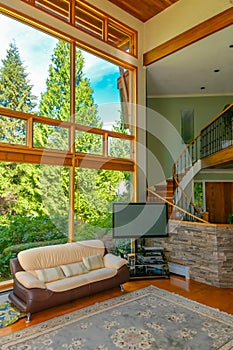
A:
<box><xmin>21</xmin><ymin>0</ymin><xmax>137</xmax><ymax>56</ymax></box>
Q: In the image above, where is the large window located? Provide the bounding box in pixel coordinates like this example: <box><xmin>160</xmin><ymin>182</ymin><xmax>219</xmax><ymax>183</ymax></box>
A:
<box><xmin>0</xmin><ymin>11</ymin><xmax>135</xmax><ymax>281</ymax></box>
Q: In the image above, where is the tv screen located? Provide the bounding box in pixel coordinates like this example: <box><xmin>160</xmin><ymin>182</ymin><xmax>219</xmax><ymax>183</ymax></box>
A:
<box><xmin>112</xmin><ymin>202</ymin><xmax>168</xmax><ymax>239</ymax></box>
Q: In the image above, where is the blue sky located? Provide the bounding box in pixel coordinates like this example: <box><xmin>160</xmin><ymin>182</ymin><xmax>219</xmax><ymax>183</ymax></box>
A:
<box><xmin>0</xmin><ymin>14</ymin><xmax>121</xmax><ymax>126</ymax></box>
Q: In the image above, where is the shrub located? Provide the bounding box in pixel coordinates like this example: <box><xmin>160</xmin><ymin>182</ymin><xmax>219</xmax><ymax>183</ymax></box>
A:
<box><xmin>0</xmin><ymin>215</ymin><xmax>68</xmax><ymax>280</ymax></box>
<box><xmin>0</xmin><ymin>238</ymin><xmax>68</xmax><ymax>280</ymax></box>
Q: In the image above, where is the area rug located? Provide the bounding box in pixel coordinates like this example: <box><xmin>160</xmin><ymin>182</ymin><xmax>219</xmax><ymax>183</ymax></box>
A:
<box><xmin>0</xmin><ymin>285</ymin><xmax>233</xmax><ymax>349</ymax></box>
<box><xmin>0</xmin><ymin>300</ymin><xmax>25</xmax><ymax>328</ymax></box>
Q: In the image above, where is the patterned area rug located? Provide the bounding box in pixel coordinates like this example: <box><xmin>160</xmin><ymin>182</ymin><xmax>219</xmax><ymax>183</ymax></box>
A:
<box><xmin>0</xmin><ymin>300</ymin><xmax>25</xmax><ymax>328</ymax></box>
<box><xmin>1</xmin><ymin>285</ymin><xmax>233</xmax><ymax>349</ymax></box>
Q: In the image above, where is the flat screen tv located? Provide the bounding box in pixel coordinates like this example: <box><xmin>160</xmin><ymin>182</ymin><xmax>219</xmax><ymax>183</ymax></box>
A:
<box><xmin>112</xmin><ymin>202</ymin><xmax>168</xmax><ymax>239</ymax></box>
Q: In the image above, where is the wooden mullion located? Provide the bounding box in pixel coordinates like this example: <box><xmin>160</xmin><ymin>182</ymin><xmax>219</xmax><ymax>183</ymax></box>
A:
<box><xmin>26</xmin><ymin>117</ymin><xmax>33</xmax><ymax>148</ymax></box>
<box><xmin>68</xmin><ymin>40</ymin><xmax>76</xmax><ymax>242</ymax></box>
<box><xmin>103</xmin><ymin>132</ymin><xmax>108</xmax><ymax>157</ymax></box>
<box><xmin>70</xmin><ymin>0</ymin><xmax>75</xmax><ymax>25</ymax></box>
<box><xmin>104</xmin><ymin>18</ymin><xmax>108</xmax><ymax>42</ymax></box>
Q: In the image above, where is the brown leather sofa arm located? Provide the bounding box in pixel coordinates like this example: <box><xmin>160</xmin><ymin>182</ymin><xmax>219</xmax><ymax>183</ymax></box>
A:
<box><xmin>10</xmin><ymin>257</ymin><xmax>24</xmax><ymax>275</ymax></box>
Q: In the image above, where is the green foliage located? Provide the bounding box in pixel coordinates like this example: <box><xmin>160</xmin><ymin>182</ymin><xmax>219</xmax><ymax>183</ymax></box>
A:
<box><xmin>39</xmin><ymin>40</ymin><xmax>70</xmax><ymax>121</ymax></box>
<box><xmin>3</xmin><ymin>238</ymin><xmax>68</xmax><ymax>255</ymax></box>
<box><xmin>75</xmin><ymin>168</ymin><xmax>125</xmax><ymax>227</ymax></box>
<box><xmin>113</xmin><ymin>238</ymin><xmax>131</xmax><ymax>256</ymax></box>
<box><xmin>0</xmin><ymin>42</ymin><xmax>36</xmax><ymax>146</ymax></box>
<box><xmin>0</xmin><ymin>162</ymin><xmax>45</xmax><ymax>216</ymax></box>
<box><xmin>0</xmin><ymin>215</ymin><xmax>67</xmax><ymax>251</ymax></box>
<box><xmin>227</xmin><ymin>212</ymin><xmax>233</xmax><ymax>224</ymax></box>
<box><xmin>111</xmin><ymin>119</ymin><xmax>131</xmax><ymax>158</ymax></box>
<box><xmin>0</xmin><ymin>215</ymin><xmax>67</xmax><ymax>280</ymax></box>
<box><xmin>0</xmin><ymin>41</ymin><xmax>37</xmax><ymax>112</ymax></box>
<box><xmin>40</xmin><ymin>165</ymin><xmax>70</xmax><ymax>218</ymax></box>
<box><xmin>1</xmin><ymin>238</ymin><xmax>68</xmax><ymax>280</ymax></box>
<box><xmin>0</xmin><ymin>42</ymin><xmax>43</xmax><ymax>218</ymax></box>
<box><xmin>194</xmin><ymin>182</ymin><xmax>204</xmax><ymax>211</ymax></box>
<box><xmin>0</xmin><ymin>38</ymin><xmax>132</xmax><ymax>281</ymax></box>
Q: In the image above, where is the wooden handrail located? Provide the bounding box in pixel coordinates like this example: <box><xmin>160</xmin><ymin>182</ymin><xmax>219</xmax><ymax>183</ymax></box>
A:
<box><xmin>147</xmin><ymin>188</ymin><xmax>209</xmax><ymax>224</ymax></box>
<box><xmin>172</xmin><ymin>133</ymin><xmax>203</xmax><ymax>217</ymax></box>
<box><xmin>200</xmin><ymin>103</ymin><xmax>233</xmax><ymax>134</ymax></box>
<box><xmin>172</xmin><ymin>133</ymin><xmax>200</xmax><ymax>170</ymax></box>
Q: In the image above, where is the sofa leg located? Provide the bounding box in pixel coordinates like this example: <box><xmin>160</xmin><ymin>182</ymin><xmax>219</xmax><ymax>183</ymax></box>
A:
<box><xmin>26</xmin><ymin>312</ymin><xmax>31</xmax><ymax>323</ymax></box>
<box><xmin>120</xmin><ymin>284</ymin><xmax>125</xmax><ymax>292</ymax></box>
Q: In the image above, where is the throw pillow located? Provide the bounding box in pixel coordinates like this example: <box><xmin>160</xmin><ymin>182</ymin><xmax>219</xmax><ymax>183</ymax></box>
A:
<box><xmin>35</xmin><ymin>266</ymin><xmax>64</xmax><ymax>283</ymax></box>
<box><xmin>60</xmin><ymin>261</ymin><xmax>88</xmax><ymax>277</ymax></box>
<box><xmin>83</xmin><ymin>253</ymin><xmax>104</xmax><ymax>271</ymax></box>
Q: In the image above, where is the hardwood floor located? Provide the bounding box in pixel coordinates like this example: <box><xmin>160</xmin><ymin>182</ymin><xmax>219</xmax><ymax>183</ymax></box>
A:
<box><xmin>1</xmin><ymin>275</ymin><xmax>233</xmax><ymax>336</ymax></box>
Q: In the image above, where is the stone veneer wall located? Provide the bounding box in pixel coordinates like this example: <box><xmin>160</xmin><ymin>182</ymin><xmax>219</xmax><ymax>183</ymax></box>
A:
<box><xmin>160</xmin><ymin>221</ymin><xmax>233</xmax><ymax>288</ymax></box>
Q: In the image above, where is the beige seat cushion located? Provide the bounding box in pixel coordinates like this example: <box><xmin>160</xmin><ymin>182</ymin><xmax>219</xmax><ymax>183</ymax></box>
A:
<box><xmin>46</xmin><ymin>268</ymin><xmax>117</xmax><ymax>292</ymax></box>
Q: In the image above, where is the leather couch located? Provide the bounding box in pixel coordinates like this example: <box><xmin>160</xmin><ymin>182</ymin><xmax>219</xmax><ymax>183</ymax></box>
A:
<box><xmin>9</xmin><ymin>239</ymin><xmax>129</xmax><ymax>322</ymax></box>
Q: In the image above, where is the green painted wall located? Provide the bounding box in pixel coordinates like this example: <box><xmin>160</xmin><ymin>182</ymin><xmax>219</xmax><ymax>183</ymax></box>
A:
<box><xmin>195</xmin><ymin>171</ymin><xmax>233</xmax><ymax>181</ymax></box>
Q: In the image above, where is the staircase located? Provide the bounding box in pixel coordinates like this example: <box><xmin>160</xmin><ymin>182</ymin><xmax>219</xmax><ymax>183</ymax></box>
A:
<box><xmin>147</xmin><ymin>179</ymin><xmax>176</xmax><ymax>219</ymax></box>
<box><xmin>147</xmin><ymin>103</ymin><xmax>233</xmax><ymax>223</ymax></box>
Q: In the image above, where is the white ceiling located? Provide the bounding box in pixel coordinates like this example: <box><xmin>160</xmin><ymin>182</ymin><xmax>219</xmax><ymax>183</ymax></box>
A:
<box><xmin>146</xmin><ymin>25</ymin><xmax>233</xmax><ymax>97</ymax></box>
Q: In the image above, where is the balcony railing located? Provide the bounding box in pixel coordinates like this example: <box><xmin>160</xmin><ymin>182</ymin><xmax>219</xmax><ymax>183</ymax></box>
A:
<box><xmin>201</xmin><ymin>104</ymin><xmax>233</xmax><ymax>158</ymax></box>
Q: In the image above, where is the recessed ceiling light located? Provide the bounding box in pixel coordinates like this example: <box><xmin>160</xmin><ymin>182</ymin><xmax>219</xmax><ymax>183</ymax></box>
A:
<box><xmin>214</xmin><ymin>69</ymin><xmax>220</xmax><ymax>72</ymax></box>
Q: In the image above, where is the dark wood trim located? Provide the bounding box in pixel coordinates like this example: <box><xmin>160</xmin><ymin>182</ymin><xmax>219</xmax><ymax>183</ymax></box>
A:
<box><xmin>201</xmin><ymin>146</ymin><xmax>233</xmax><ymax>169</ymax></box>
<box><xmin>143</xmin><ymin>7</ymin><xmax>233</xmax><ymax>66</ymax></box>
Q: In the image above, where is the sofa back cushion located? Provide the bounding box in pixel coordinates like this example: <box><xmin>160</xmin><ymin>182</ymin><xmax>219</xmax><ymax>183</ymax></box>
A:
<box><xmin>35</xmin><ymin>266</ymin><xmax>64</xmax><ymax>282</ymax></box>
<box><xmin>17</xmin><ymin>240</ymin><xmax>106</xmax><ymax>272</ymax></box>
<box><xmin>83</xmin><ymin>253</ymin><xmax>104</xmax><ymax>271</ymax></box>
<box><xmin>61</xmin><ymin>261</ymin><xmax>88</xmax><ymax>277</ymax></box>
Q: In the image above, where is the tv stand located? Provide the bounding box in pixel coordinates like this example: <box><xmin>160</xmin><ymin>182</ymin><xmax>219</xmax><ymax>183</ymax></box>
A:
<box><xmin>126</xmin><ymin>239</ymin><xmax>170</xmax><ymax>279</ymax></box>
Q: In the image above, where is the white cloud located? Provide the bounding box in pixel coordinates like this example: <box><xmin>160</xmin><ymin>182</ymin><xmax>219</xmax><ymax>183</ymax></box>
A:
<box><xmin>98</xmin><ymin>102</ymin><xmax>121</xmax><ymax>124</ymax></box>
<box><xmin>82</xmin><ymin>50</ymin><xmax>119</xmax><ymax>83</ymax></box>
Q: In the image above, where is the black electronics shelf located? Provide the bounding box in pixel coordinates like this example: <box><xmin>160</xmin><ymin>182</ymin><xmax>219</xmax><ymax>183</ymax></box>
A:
<box><xmin>125</xmin><ymin>239</ymin><xmax>170</xmax><ymax>279</ymax></box>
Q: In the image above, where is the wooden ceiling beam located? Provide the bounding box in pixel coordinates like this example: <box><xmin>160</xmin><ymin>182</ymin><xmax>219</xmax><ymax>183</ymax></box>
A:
<box><xmin>143</xmin><ymin>7</ymin><xmax>233</xmax><ymax>66</ymax></box>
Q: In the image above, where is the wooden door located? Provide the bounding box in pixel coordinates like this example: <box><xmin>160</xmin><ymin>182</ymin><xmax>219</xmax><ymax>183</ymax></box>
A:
<box><xmin>205</xmin><ymin>182</ymin><xmax>233</xmax><ymax>223</ymax></box>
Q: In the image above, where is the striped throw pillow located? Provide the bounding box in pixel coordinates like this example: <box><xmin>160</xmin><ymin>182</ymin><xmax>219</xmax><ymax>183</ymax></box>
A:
<box><xmin>35</xmin><ymin>266</ymin><xmax>64</xmax><ymax>283</ymax></box>
<box><xmin>83</xmin><ymin>253</ymin><xmax>104</xmax><ymax>271</ymax></box>
<box><xmin>60</xmin><ymin>262</ymin><xmax>88</xmax><ymax>277</ymax></box>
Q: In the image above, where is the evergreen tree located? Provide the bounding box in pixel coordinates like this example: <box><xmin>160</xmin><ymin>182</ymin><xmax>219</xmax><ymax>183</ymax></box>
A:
<box><xmin>37</xmin><ymin>41</ymin><xmax>102</xmax><ymax>150</ymax></box>
<box><xmin>38</xmin><ymin>40</ymin><xmax>126</xmax><ymax>232</ymax></box>
<box><xmin>0</xmin><ymin>41</ymin><xmax>42</xmax><ymax>216</ymax></box>
<box><xmin>0</xmin><ymin>41</ymin><xmax>37</xmax><ymax>112</ymax></box>
<box><xmin>0</xmin><ymin>41</ymin><xmax>37</xmax><ymax>145</ymax></box>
